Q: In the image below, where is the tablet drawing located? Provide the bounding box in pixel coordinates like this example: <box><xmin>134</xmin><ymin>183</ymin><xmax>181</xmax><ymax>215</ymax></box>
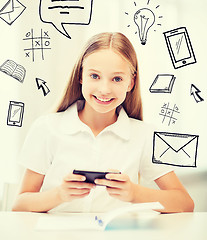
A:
<box><xmin>163</xmin><ymin>27</ymin><xmax>196</xmax><ymax>69</ymax></box>
<box><xmin>7</xmin><ymin>101</ymin><xmax>25</xmax><ymax>127</ymax></box>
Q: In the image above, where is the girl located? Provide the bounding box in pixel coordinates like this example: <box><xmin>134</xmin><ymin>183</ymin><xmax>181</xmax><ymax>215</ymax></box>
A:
<box><xmin>12</xmin><ymin>32</ymin><xmax>194</xmax><ymax>213</ymax></box>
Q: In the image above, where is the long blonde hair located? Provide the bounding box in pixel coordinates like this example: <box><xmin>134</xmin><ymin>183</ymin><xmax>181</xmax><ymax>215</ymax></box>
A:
<box><xmin>56</xmin><ymin>32</ymin><xmax>143</xmax><ymax>120</ymax></box>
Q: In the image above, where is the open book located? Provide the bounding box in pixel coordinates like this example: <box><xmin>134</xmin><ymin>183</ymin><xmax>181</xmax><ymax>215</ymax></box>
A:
<box><xmin>35</xmin><ymin>202</ymin><xmax>163</xmax><ymax>231</ymax></box>
<box><xmin>0</xmin><ymin>59</ymin><xmax>26</xmax><ymax>83</ymax></box>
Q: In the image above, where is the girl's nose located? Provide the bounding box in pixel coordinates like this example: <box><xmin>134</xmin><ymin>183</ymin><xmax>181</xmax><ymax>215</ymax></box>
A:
<box><xmin>98</xmin><ymin>79</ymin><xmax>111</xmax><ymax>94</ymax></box>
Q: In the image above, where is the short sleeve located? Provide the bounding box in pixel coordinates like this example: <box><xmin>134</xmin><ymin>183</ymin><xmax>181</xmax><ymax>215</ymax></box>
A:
<box><xmin>18</xmin><ymin>116</ymin><xmax>53</xmax><ymax>175</ymax></box>
<box><xmin>139</xmin><ymin>126</ymin><xmax>174</xmax><ymax>183</ymax></box>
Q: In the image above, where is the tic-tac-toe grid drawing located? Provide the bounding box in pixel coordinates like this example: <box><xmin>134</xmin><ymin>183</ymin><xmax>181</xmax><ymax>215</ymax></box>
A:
<box><xmin>159</xmin><ymin>102</ymin><xmax>180</xmax><ymax>126</ymax></box>
<box><xmin>23</xmin><ymin>29</ymin><xmax>51</xmax><ymax>62</ymax></box>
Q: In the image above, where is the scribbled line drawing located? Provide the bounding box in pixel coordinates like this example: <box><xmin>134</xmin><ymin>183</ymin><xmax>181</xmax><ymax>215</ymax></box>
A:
<box><xmin>0</xmin><ymin>0</ymin><xmax>26</xmax><ymax>25</ymax></box>
<box><xmin>36</xmin><ymin>78</ymin><xmax>50</xmax><ymax>96</ymax></box>
<box><xmin>159</xmin><ymin>102</ymin><xmax>179</xmax><ymax>126</ymax></box>
<box><xmin>23</xmin><ymin>29</ymin><xmax>51</xmax><ymax>62</ymax></box>
<box><xmin>190</xmin><ymin>84</ymin><xmax>204</xmax><ymax>103</ymax></box>
<box><xmin>7</xmin><ymin>101</ymin><xmax>25</xmax><ymax>127</ymax></box>
<box><xmin>125</xmin><ymin>1</ymin><xmax>163</xmax><ymax>45</ymax></box>
<box><xmin>152</xmin><ymin>132</ymin><xmax>198</xmax><ymax>167</ymax></box>
<box><xmin>39</xmin><ymin>0</ymin><xmax>93</xmax><ymax>39</ymax></box>
<box><xmin>163</xmin><ymin>27</ymin><xmax>196</xmax><ymax>69</ymax></box>
<box><xmin>149</xmin><ymin>74</ymin><xmax>175</xmax><ymax>93</ymax></box>
<box><xmin>0</xmin><ymin>59</ymin><xmax>26</xmax><ymax>83</ymax></box>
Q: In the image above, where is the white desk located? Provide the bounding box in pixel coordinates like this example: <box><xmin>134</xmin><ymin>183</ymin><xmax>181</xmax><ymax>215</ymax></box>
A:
<box><xmin>0</xmin><ymin>211</ymin><xmax>206</xmax><ymax>240</ymax></box>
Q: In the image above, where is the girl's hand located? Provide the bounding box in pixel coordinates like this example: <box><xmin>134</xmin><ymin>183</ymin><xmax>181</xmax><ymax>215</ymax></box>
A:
<box><xmin>94</xmin><ymin>172</ymin><xmax>136</xmax><ymax>203</ymax></box>
<box><xmin>57</xmin><ymin>173</ymin><xmax>95</xmax><ymax>203</ymax></box>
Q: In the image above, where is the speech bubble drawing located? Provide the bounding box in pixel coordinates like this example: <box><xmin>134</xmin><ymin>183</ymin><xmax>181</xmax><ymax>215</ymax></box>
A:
<box><xmin>39</xmin><ymin>0</ymin><xmax>93</xmax><ymax>39</ymax></box>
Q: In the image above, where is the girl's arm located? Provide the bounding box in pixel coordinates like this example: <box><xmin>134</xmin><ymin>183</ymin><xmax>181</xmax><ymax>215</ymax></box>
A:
<box><xmin>12</xmin><ymin>169</ymin><xmax>61</xmax><ymax>212</ymax></box>
<box><xmin>135</xmin><ymin>171</ymin><xmax>194</xmax><ymax>213</ymax></box>
<box><xmin>95</xmin><ymin>171</ymin><xmax>194</xmax><ymax>213</ymax></box>
<box><xmin>12</xmin><ymin>169</ymin><xmax>94</xmax><ymax>212</ymax></box>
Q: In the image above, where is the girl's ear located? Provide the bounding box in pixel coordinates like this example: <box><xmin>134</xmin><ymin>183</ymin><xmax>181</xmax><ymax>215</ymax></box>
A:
<box><xmin>127</xmin><ymin>74</ymin><xmax>135</xmax><ymax>92</ymax></box>
<box><xmin>80</xmin><ymin>78</ymin><xmax>82</xmax><ymax>84</ymax></box>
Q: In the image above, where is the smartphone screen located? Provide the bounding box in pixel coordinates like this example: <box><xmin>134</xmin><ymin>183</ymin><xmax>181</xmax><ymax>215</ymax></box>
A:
<box><xmin>168</xmin><ymin>32</ymin><xmax>191</xmax><ymax>62</ymax></box>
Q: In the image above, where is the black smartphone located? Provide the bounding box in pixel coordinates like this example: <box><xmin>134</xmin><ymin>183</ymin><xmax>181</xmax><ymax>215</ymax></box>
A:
<box><xmin>73</xmin><ymin>170</ymin><xmax>121</xmax><ymax>184</ymax></box>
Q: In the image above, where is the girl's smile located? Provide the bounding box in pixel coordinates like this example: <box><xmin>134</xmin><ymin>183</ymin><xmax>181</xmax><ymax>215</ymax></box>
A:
<box><xmin>93</xmin><ymin>95</ymin><xmax>114</xmax><ymax>104</ymax></box>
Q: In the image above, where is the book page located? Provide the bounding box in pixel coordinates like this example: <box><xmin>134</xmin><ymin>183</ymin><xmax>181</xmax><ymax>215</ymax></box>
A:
<box><xmin>35</xmin><ymin>202</ymin><xmax>163</xmax><ymax>231</ymax></box>
<box><xmin>0</xmin><ymin>60</ymin><xmax>16</xmax><ymax>76</ymax></box>
<box><xmin>12</xmin><ymin>64</ymin><xmax>26</xmax><ymax>82</ymax></box>
<box><xmin>36</xmin><ymin>213</ymin><xmax>100</xmax><ymax>231</ymax></box>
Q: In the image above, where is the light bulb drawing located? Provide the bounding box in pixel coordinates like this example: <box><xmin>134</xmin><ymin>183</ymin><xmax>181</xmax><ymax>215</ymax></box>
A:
<box><xmin>125</xmin><ymin>0</ymin><xmax>163</xmax><ymax>45</ymax></box>
<box><xmin>134</xmin><ymin>8</ymin><xmax>155</xmax><ymax>45</ymax></box>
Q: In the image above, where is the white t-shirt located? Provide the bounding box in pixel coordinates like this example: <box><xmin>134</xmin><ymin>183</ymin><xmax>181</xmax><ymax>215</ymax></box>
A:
<box><xmin>19</xmin><ymin>101</ymin><xmax>173</xmax><ymax>212</ymax></box>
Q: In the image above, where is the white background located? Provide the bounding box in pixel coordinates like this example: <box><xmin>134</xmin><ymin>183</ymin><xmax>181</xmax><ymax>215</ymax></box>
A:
<box><xmin>0</xmin><ymin>0</ymin><xmax>207</xmax><ymax>210</ymax></box>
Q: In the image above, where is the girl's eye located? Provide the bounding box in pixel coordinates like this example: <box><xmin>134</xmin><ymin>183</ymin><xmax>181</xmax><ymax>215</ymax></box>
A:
<box><xmin>113</xmin><ymin>77</ymin><xmax>122</xmax><ymax>82</ymax></box>
<box><xmin>90</xmin><ymin>74</ymin><xmax>99</xmax><ymax>79</ymax></box>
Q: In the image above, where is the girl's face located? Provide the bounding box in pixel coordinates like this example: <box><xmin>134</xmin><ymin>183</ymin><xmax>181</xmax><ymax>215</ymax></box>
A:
<box><xmin>81</xmin><ymin>49</ymin><xmax>134</xmax><ymax>115</ymax></box>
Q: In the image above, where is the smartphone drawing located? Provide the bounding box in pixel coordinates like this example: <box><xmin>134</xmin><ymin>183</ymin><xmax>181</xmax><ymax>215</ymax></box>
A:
<box><xmin>7</xmin><ymin>101</ymin><xmax>25</xmax><ymax>127</ymax></box>
<box><xmin>163</xmin><ymin>27</ymin><xmax>196</xmax><ymax>69</ymax></box>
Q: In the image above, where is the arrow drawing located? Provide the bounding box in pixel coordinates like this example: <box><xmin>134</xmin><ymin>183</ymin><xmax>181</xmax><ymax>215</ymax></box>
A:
<box><xmin>190</xmin><ymin>84</ymin><xmax>204</xmax><ymax>103</ymax></box>
<box><xmin>36</xmin><ymin>78</ymin><xmax>50</xmax><ymax>96</ymax></box>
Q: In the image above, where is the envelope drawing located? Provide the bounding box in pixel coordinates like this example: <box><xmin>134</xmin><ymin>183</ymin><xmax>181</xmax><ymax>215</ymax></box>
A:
<box><xmin>0</xmin><ymin>0</ymin><xmax>13</xmax><ymax>15</ymax></box>
<box><xmin>152</xmin><ymin>132</ymin><xmax>199</xmax><ymax>167</ymax></box>
<box><xmin>0</xmin><ymin>0</ymin><xmax>26</xmax><ymax>25</ymax></box>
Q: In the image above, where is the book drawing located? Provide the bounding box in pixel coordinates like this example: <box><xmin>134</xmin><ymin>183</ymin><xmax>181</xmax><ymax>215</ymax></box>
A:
<box><xmin>149</xmin><ymin>74</ymin><xmax>175</xmax><ymax>93</ymax></box>
<box><xmin>0</xmin><ymin>59</ymin><xmax>26</xmax><ymax>83</ymax></box>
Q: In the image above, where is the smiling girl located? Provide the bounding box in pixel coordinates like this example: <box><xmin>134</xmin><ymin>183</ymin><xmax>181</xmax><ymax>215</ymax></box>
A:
<box><xmin>12</xmin><ymin>32</ymin><xmax>194</xmax><ymax>213</ymax></box>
